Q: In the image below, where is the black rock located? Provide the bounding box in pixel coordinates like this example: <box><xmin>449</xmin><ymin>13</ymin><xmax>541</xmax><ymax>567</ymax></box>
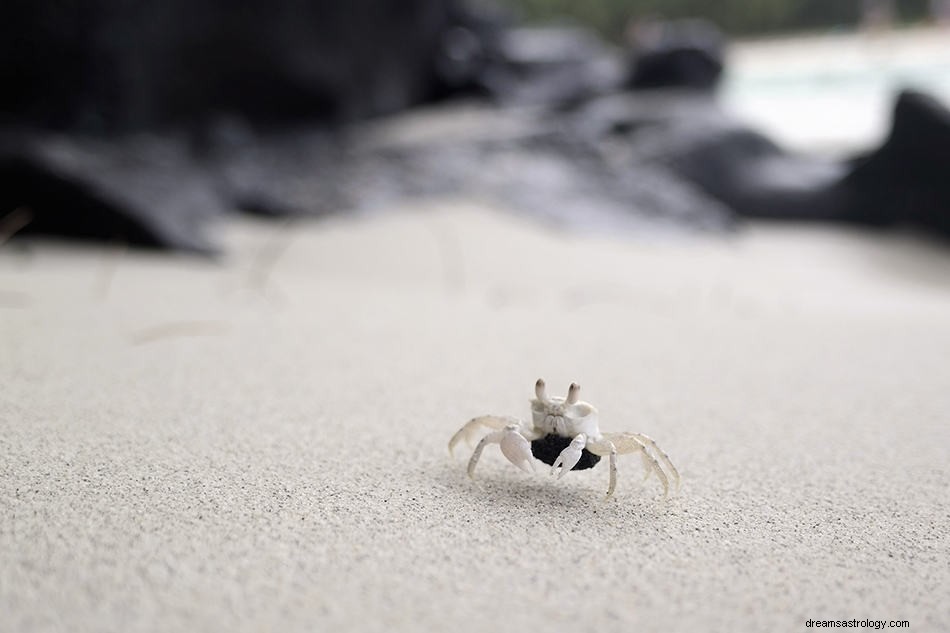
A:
<box><xmin>3</xmin><ymin>2</ymin><xmax>949</xmax><ymax>252</ymax></box>
<box><xmin>624</xmin><ymin>102</ymin><xmax>847</xmax><ymax>221</ymax></box>
<box><xmin>841</xmin><ymin>90</ymin><xmax>950</xmax><ymax>234</ymax></box>
<box><xmin>0</xmin><ymin>0</ymin><xmax>483</xmax><ymax>249</ymax></box>
<box><xmin>0</xmin><ymin>132</ymin><xmax>224</xmax><ymax>253</ymax></box>
<box><xmin>0</xmin><ymin>0</ymin><xmax>464</xmax><ymax>132</ymax></box>
<box><xmin>626</xmin><ymin>19</ymin><xmax>725</xmax><ymax>92</ymax></box>
<box><xmin>623</xmin><ymin>88</ymin><xmax>950</xmax><ymax>238</ymax></box>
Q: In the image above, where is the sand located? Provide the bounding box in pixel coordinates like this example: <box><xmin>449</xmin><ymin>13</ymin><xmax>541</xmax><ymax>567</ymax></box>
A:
<box><xmin>2</xmin><ymin>202</ymin><xmax>949</xmax><ymax>632</ymax></box>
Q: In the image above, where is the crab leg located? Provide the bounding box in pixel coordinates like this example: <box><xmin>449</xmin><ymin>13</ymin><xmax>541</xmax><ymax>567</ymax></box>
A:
<box><xmin>599</xmin><ymin>432</ymin><xmax>672</xmax><ymax>497</ymax></box>
<box><xmin>589</xmin><ymin>433</ymin><xmax>677</xmax><ymax>499</ymax></box>
<box><xmin>624</xmin><ymin>432</ymin><xmax>681</xmax><ymax>492</ymax></box>
<box><xmin>448</xmin><ymin>415</ymin><xmax>521</xmax><ymax>457</ymax></box>
<box><xmin>586</xmin><ymin>438</ymin><xmax>619</xmax><ymax>499</ymax></box>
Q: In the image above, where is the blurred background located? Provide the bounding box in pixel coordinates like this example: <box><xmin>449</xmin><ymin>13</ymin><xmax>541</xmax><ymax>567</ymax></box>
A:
<box><xmin>2</xmin><ymin>0</ymin><xmax>949</xmax><ymax>250</ymax></box>
<box><xmin>498</xmin><ymin>0</ymin><xmax>950</xmax><ymax>150</ymax></box>
<box><xmin>502</xmin><ymin>0</ymin><xmax>950</xmax><ymax>41</ymax></box>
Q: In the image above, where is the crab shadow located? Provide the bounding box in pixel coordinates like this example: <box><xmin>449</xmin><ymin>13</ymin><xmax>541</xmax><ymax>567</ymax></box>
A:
<box><xmin>435</xmin><ymin>460</ymin><xmax>683</xmax><ymax>520</ymax></box>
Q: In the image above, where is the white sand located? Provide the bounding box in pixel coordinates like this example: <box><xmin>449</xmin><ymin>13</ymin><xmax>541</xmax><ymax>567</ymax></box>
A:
<box><xmin>2</xmin><ymin>202</ymin><xmax>949</xmax><ymax>632</ymax></box>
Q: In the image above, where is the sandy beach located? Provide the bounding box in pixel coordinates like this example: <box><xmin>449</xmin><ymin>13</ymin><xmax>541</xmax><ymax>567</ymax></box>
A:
<box><xmin>2</xmin><ymin>199</ymin><xmax>949</xmax><ymax>631</ymax></box>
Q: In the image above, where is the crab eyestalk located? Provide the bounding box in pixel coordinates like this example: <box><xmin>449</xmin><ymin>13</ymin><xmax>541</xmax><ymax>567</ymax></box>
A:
<box><xmin>566</xmin><ymin>382</ymin><xmax>580</xmax><ymax>404</ymax></box>
<box><xmin>535</xmin><ymin>378</ymin><xmax>547</xmax><ymax>401</ymax></box>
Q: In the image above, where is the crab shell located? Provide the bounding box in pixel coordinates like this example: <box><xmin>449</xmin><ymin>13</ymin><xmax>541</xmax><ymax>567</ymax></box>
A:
<box><xmin>528</xmin><ymin>393</ymin><xmax>603</xmax><ymax>470</ymax></box>
<box><xmin>530</xmin><ymin>396</ymin><xmax>600</xmax><ymax>438</ymax></box>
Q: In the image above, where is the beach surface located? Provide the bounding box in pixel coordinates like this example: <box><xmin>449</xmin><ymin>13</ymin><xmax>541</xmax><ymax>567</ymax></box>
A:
<box><xmin>2</xmin><ymin>202</ymin><xmax>949</xmax><ymax>632</ymax></box>
<box><xmin>3</xmin><ymin>25</ymin><xmax>950</xmax><ymax>633</ymax></box>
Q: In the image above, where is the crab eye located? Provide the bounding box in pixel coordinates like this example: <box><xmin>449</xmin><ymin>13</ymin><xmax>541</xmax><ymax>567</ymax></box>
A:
<box><xmin>566</xmin><ymin>382</ymin><xmax>580</xmax><ymax>404</ymax></box>
<box><xmin>535</xmin><ymin>378</ymin><xmax>547</xmax><ymax>401</ymax></box>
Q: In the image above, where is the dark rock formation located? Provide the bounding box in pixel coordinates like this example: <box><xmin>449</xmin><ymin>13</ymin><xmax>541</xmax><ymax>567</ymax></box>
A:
<box><xmin>2</xmin><ymin>3</ymin><xmax>949</xmax><ymax>251</ymax></box>
<box><xmin>0</xmin><ymin>0</ymin><xmax>465</xmax><ymax>132</ymax></box>
<box><xmin>626</xmin><ymin>19</ymin><xmax>725</xmax><ymax>92</ymax></box>
<box><xmin>617</xmin><ymin>89</ymin><xmax>950</xmax><ymax>237</ymax></box>
<box><xmin>842</xmin><ymin>90</ymin><xmax>950</xmax><ymax>234</ymax></box>
<box><xmin>0</xmin><ymin>132</ymin><xmax>224</xmax><ymax>252</ymax></box>
<box><xmin>0</xmin><ymin>0</ymin><xmax>496</xmax><ymax>250</ymax></box>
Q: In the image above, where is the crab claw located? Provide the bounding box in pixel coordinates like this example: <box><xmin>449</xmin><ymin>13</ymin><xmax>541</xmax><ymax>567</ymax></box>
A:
<box><xmin>551</xmin><ymin>434</ymin><xmax>586</xmax><ymax>479</ymax></box>
<box><xmin>500</xmin><ymin>426</ymin><xmax>535</xmax><ymax>473</ymax></box>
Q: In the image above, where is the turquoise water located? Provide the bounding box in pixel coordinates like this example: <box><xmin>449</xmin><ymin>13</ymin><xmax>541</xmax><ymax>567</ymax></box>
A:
<box><xmin>725</xmin><ymin>63</ymin><xmax>950</xmax><ymax>98</ymax></box>
<box><xmin>719</xmin><ymin>32</ymin><xmax>950</xmax><ymax>151</ymax></box>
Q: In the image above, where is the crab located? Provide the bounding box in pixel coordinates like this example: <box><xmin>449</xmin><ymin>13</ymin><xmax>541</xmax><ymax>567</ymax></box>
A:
<box><xmin>449</xmin><ymin>379</ymin><xmax>681</xmax><ymax>499</ymax></box>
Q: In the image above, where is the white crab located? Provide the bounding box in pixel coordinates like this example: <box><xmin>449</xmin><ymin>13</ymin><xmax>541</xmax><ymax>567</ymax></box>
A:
<box><xmin>449</xmin><ymin>379</ymin><xmax>681</xmax><ymax>499</ymax></box>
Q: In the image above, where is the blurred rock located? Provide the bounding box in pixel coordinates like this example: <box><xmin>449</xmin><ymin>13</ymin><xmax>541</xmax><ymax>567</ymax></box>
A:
<box><xmin>2</xmin><ymin>3</ymin><xmax>949</xmax><ymax>251</ymax></box>
<box><xmin>209</xmin><ymin>102</ymin><xmax>734</xmax><ymax>234</ymax></box>
<box><xmin>0</xmin><ymin>0</ymin><xmax>470</xmax><ymax>132</ymax></box>
<box><xmin>479</xmin><ymin>26</ymin><xmax>625</xmax><ymax>105</ymax></box>
<box><xmin>0</xmin><ymin>132</ymin><xmax>224</xmax><ymax>252</ymax></box>
<box><xmin>0</xmin><ymin>0</ymin><xmax>498</xmax><ymax>248</ymax></box>
<box><xmin>603</xmin><ymin>88</ymin><xmax>950</xmax><ymax>238</ymax></box>
<box><xmin>626</xmin><ymin>19</ymin><xmax>725</xmax><ymax>92</ymax></box>
<box><xmin>602</xmin><ymin>92</ymin><xmax>847</xmax><ymax>220</ymax></box>
<box><xmin>842</xmin><ymin>90</ymin><xmax>950</xmax><ymax>235</ymax></box>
